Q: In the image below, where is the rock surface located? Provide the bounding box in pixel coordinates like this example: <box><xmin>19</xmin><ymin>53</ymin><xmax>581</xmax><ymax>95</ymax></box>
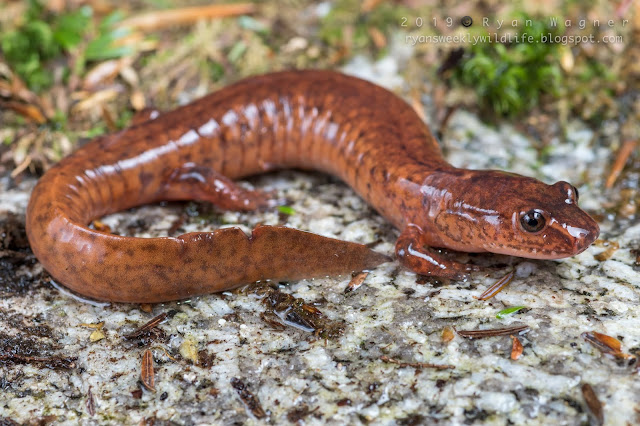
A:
<box><xmin>0</xmin><ymin>77</ymin><xmax>637</xmax><ymax>425</ymax></box>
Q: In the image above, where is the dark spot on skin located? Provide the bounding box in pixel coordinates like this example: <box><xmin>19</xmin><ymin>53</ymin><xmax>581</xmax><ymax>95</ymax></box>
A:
<box><xmin>139</xmin><ymin>171</ymin><xmax>154</xmax><ymax>188</ymax></box>
<box><xmin>152</xmin><ymin>265</ymin><xmax>171</xmax><ymax>284</ymax></box>
<box><xmin>139</xmin><ymin>244</ymin><xmax>157</xmax><ymax>254</ymax></box>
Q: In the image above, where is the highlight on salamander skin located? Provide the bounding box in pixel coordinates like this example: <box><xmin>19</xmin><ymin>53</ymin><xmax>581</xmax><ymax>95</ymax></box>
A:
<box><xmin>25</xmin><ymin>70</ymin><xmax>600</xmax><ymax>303</ymax></box>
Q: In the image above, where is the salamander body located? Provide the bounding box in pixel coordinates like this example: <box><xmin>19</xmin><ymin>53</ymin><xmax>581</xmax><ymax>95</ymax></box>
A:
<box><xmin>26</xmin><ymin>70</ymin><xmax>599</xmax><ymax>302</ymax></box>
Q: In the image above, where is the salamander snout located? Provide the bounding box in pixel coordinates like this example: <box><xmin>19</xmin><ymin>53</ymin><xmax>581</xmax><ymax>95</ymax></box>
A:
<box><xmin>550</xmin><ymin>180</ymin><xmax>600</xmax><ymax>256</ymax></box>
<box><xmin>510</xmin><ymin>180</ymin><xmax>600</xmax><ymax>259</ymax></box>
<box><xmin>567</xmin><ymin>213</ymin><xmax>600</xmax><ymax>255</ymax></box>
<box><xmin>561</xmin><ymin>215</ymin><xmax>600</xmax><ymax>258</ymax></box>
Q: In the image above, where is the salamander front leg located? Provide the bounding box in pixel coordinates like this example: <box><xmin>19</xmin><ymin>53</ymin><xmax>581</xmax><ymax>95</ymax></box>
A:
<box><xmin>395</xmin><ymin>225</ymin><xmax>479</xmax><ymax>280</ymax></box>
<box><xmin>160</xmin><ymin>164</ymin><xmax>276</xmax><ymax>211</ymax></box>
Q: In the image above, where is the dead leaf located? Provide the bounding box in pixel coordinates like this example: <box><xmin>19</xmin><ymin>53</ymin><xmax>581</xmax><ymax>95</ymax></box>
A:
<box><xmin>456</xmin><ymin>324</ymin><xmax>529</xmax><ymax>339</ymax></box>
<box><xmin>344</xmin><ymin>271</ymin><xmax>368</xmax><ymax>293</ymax></box>
<box><xmin>581</xmin><ymin>383</ymin><xmax>604</xmax><ymax>425</ymax></box>
<box><xmin>83</xmin><ymin>58</ymin><xmax>132</xmax><ymax>90</ymax></box>
<box><xmin>510</xmin><ymin>335</ymin><xmax>523</xmax><ymax>360</ymax></box>
<box><xmin>605</xmin><ymin>140</ymin><xmax>637</xmax><ymax>189</ymax></box>
<box><xmin>0</xmin><ymin>101</ymin><xmax>46</xmax><ymax>124</ymax></box>
<box><xmin>442</xmin><ymin>326</ymin><xmax>455</xmax><ymax>343</ymax></box>
<box><xmin>118</xmin><ymin>4</ymin><xmax>256</xmax><ymax>32</ymax></box>
<box><xmin>582</xmin><ymin>331</ymin><xmax>635</xmax><ymax>360</ymax></box>
<box><xmin>380</xmin><ymin>355</ymin><xmax>454</xmax><ymax>370</ymax></box>
<box><xmin>475</xmin><ymin>271</ymin><xmax>515</xmax><ymax>301</ymax></box>
<box><xmin>141</xmin><ymin>350</ymin><xmax>155</xmax><ymax>392</ymax></box>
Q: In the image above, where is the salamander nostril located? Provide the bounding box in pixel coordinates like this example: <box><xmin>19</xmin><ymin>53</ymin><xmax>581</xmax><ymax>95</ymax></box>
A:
<box><xmin>572</xmin><ymin>223</ymin><xmax>599</xmax><ymax>254</ymax></box>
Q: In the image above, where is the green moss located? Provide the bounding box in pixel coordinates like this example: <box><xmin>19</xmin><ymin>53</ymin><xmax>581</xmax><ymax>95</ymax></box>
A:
<box><xmin>1</xmin><ymin>2</ymin><xmax>136</xmax><ymax>92</ymax></box>
<box><xmin>84</xmin><ymin>125</ymin><xmax>107</xmax><ymax>139</ymax></box>
<box><xmin>50</xmin><ymin>109</ymin><xmax>69</xmax><ymax>131</ymax></box>
<box><xmin>450</xmin><ymin>15</ymin><xmax>564</xmax><ymax>118</ymax></box>
<box><xmin>1</xmin><ymin>1</ymin><xmax>91</xmax><ymax>91</ymax></box>
<box><xmin>207</xmin><ymin>61</ymin><xmax>226</xmax><ymax>81</ymax></box>
<box><xmin>116</xmin><ymin>109</ymin><xmax>134</xmax><ymax>129</ymax></box>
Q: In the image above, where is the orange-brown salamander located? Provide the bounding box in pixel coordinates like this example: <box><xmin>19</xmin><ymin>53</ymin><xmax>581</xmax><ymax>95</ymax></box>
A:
<box><xmin>26</xmin><ymin>70</ymin><xmax>600</xmax><ymax>303</ymax></box>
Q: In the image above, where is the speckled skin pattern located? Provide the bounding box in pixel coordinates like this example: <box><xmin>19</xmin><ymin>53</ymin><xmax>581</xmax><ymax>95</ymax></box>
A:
<box><xmin>26</xmin><ymin>70</ymin><xmax>599</xmax><ymax>303</ymax></box>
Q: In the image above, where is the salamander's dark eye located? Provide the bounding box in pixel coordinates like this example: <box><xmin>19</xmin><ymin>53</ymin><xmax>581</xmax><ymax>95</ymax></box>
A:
<box><xmin>520</xmin><ymin>210</ymin><xmax>546</xmax><ymax>233</ymax></box>
<box><xmin>573</xmin><ymin>186</ymin><xmax>579</xmax><ymax>201</ymax></box>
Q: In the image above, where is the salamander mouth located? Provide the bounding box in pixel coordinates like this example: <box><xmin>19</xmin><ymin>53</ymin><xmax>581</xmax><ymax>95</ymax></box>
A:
<box><xmin>484</xmin><ymin>239</ymin><xmax>594</xmax><ymax>260</ymax></box>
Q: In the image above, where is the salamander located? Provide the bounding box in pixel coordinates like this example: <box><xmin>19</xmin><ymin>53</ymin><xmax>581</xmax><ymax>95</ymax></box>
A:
<box><xmin>25</xmin><ymin>70</ymin><xmax>600</xmax><ymax>303</ymax></box>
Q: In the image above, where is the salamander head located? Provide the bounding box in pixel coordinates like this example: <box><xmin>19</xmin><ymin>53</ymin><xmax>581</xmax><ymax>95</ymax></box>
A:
<box><xmin>420</xmin><ymin>170</ymin><xmax>600</xmax><ymax>259</ymax></box>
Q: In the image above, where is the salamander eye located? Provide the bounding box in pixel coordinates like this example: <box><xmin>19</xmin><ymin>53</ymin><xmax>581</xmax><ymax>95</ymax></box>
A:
<box><xmin>573</xmin><ymin>186</ymin><xmax>579</xmax><ymax>201</ymax></box>
<box><xmin>520</xmin><ymin>210</ymin><xmax>546</xmax><ymax>233</ymax></box>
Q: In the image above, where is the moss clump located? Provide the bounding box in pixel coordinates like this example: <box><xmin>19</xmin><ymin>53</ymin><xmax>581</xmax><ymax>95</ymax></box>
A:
<box><xmin>1</xmin><ymin>1</ymin><xmax>92</xmax><ymax>91</ymax></box>
<box><xmin>450</xmin><ymin>15</ymin><xmax>564</xmax><ymax>118</ymax></box>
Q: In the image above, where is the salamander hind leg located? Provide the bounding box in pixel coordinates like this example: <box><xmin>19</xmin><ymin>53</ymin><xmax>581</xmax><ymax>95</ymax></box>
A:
<box><xmin>160</xmin><ymin>164</ymin><xmax>276</xmax><ymax>211</ymax></box>
<box><xmin>395</xmin><ymin>225</ymin><xmax>480</xmax><ymax>280</ymax></box>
